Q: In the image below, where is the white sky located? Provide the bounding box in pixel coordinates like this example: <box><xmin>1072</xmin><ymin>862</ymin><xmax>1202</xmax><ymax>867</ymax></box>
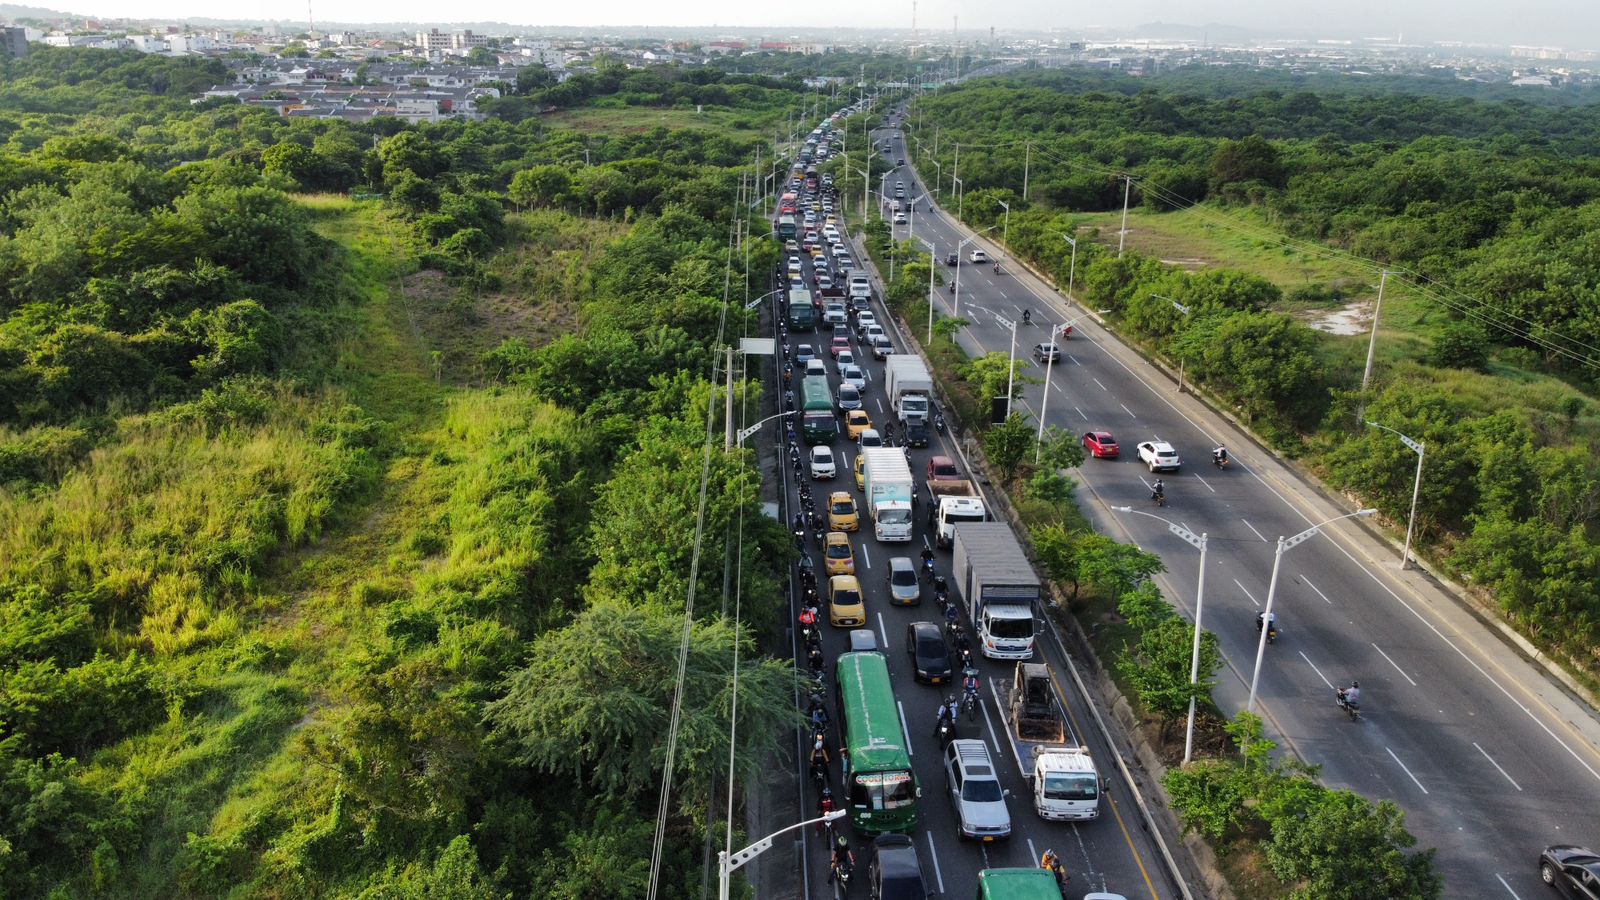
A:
<box><xmin>94</xmin><ymin>0</ymin><xmax>1600</xmax><ymax>49</ymax></box>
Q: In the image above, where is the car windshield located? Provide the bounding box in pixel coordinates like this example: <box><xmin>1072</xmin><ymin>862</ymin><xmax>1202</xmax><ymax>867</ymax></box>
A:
<box><xmin>917</xmin><ymin>636</ymin><xmax>947</xmax><ymax>658</ymax></box>
<box><xmin>813</xmin><ymin>449</ymin><xmax>831</xmax><ymax>462</ymax></box>
<box><xmin>891</xmin><ymin>568</ymin><xmax>917</xmax><ymax>586</ymax></box>
<box><xmin>933</xmin><ymin>462</ymin><xmax>958</xmax><ymax>478</ymax></box>
<box><xmin>840</xmin><ymin>386</ymin><xmax>859</xmax><ymax>400</ymax></box>
<box><xmin>835</xmin><ymin>590</ymin><xmax>861</xmax><ymax>606</ymax></box>
<box><xmin>989</xmin><ymin>617</ymin><xmax>1034</xmax><ymax>639</ymax></box>
<box><xmin>1042</xmin><ymin>772</ymin><xmax>1099</xmax><ymax>801</ymax></box>
<box><xmin>832</xmin><ymin>499</ymin><xmax>854</xmax><ymax>514</ymax></box>
<box><xmin>879</xmin><ymin>509</ymin><xmax>911</xmax><ymax>525</ymax></box>
<box><xmin>962</xmin><ymin>778</ymin><xmax>1003</xmax><ymax>803</ymax></box>
<box><xmin>827</xmin><ymin>543</ymin><xmax>851</xmax><ymax>559</ymax></box>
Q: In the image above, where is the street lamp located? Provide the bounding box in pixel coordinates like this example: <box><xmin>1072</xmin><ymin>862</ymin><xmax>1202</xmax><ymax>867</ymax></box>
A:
<box><xmin>954</xmin><ymin>224</ymin><xmax>999</xmax><ymax>317</ymax></box>
<box><xmin>1246</xmin><ymin>508</ymin><xmax>1379</xmax><ymax>712</ymax></box>
<box><xmin>734</xmin><ymin>410</ymin><xmax>796</xmax><ymax>447</ymax></box>
<box><xmin>1150</xmin><ymin>293</ymin><xmax>1190</xmax><ymax>393</ymax></box>
<box><xmin>1057</xmin><ymin>233</ymin><xmax>1079</xmax><ymax>301</ymax></box>
<box><xmin>918</xmin><ymin>236</ymin><xmax>937</xmax><ymax>343</ymax></box>
<box><xmin>997</xmin><ymin>199</ymin><xmax>1010</xmax><ymax>247</ymax></box>
<box><xmin>953</xmin><ymin>175</ymin><xmax>965</xmax><ymax>220</ymax></box>
<box><xmin>1111</xmin><ymin>507</ymin><xmax>1207</xmax><ymax>765</ymax></box>
<box><xmin>905</xmin><ymin>192</ymin><xmax>927</xmax><ymax>238</ymax></box>
<box><xmin>994</xmin><ymin>312</ymin><xmax>1020</xmax><ymax>418</ymax></box>
<box><xmin>717</xmin><ymin>810</ymin><xmax>846</xmax><ymax>900</ymax></box>
<box><xmin>1365</xmin><ymin>420</ymin><xmax>1425</xmax><ymax>570</ymax></box>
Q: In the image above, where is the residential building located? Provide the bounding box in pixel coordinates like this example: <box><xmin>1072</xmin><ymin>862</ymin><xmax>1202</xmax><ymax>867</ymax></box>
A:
<box><xmin>1</xmin><ymin>26</ymin><xmax>27</xmax><ymax>60</ymax></box>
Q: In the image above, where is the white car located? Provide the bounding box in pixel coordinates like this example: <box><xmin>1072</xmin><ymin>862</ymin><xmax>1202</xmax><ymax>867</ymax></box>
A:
<box><xmin>893</xmin><ymin>212</ymin><xmax>907</xmax><ymax>224</ymax></box>
<box><xmin>855</xmin><ymin>312</ymin><xmax>879</xmax><ymax>336</ymax></box>
<box><xmin>810</xmin><ymin>445</ymin><xmax>837</xmax><ymax>479</ymax></box>
<box><xmin>824</xmin><ymin>303</ymin><xmax>848</xmax><ymax>324</ymax></box>
<box><xmin>872</xmin><ymin>335</ymin><xmax>894</xmax><ymax>359</ymax></box>
<box><xmin>841</xmin><ymin>364</ymin><xmax>867</xmax><ymax>392</ymax></box>
<box><xmin>787</xmin><ymin>255</ymin><xmax>803</xmax><ymax>274</ymax></box>
<box><xmin>1137</xmin><ymin>440</ymin><xmax>1182</xmax><ymax>472</ymax></box>
<box><xmin>863</xmin><ymin>324</ymin><xmax>886</xmax><ymax>345</ymax></box>
<box><xmin>836</xmin><ymin>349</ymin><xmax>856</xmax><ymax>370</ymax></box>
<box><xmin>969</xmin><ymin>249</ymin><xmax>990</xmax><ymax>264</ymax></box>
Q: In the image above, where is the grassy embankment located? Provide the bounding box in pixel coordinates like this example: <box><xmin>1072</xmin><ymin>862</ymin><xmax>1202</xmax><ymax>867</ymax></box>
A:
<box><xmin>12</xmin><ymin>197</ymin><xmax>611</xmax><ymax>895</ymax></box>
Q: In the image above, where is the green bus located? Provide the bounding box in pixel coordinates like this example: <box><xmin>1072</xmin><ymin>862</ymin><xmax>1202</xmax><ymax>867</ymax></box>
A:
<box><xmin>788</xmin><ymin>288</ymin><xmax>816</xmax><ymax>332</ymax></box>
<box><xmin>834</xmin><ymin>652</ymin><xmax>918</xmax><ymax>834</ymax></box>
<box><xmin>974</xmin><ymin>869</ymin><xmax>1064</xmax><ymax>899</ymax></box>
<box><xmin>778</xmin><ymin>214</ymin><xmax>797</xmax><ymax>239</ymax></box>
<box><xmin>800</xmin><ymin>375</ymin><xmax>833</xmax><ymax>413</ymax></box>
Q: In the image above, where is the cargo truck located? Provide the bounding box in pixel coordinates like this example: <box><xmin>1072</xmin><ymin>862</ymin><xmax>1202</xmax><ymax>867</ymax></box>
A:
<box><xmin>861</xmin><ymin>448</ymin><xmax>914</xmax><ymax>541</ymax></box>
<box><xmin>883</xmin><ymin>356</ymin><xmax>932</xmax><ymax>424</ymax></box>
<box><xmin>927</xmin><ymin>481</ymin><xmax>984</xmax><ymax>548</ymax></box>
<box><xmin>951</xmin><ymin>522</ymin><xmax>1039</xmax><ymax>659</ymax></box>
<box><xmin>993</xmin><ymin>662</ymin><xmax>1101</xmax><ymax>821</ymax></box>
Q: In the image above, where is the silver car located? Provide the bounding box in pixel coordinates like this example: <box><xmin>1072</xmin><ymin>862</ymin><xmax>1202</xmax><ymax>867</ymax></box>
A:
<box><xmin>945</xmin><ymin>740</ymin><xmax>1011</xmax><ymax>841</ymax></box>
<box><xmin>841</xmin><ymin>364</ymin><xmax>868</xmax><ymax>392</ymax></box>
<box><xmin>887</xmin><ymin>557</ymin><xmax>920</xmax><ymax>605</ymax></box>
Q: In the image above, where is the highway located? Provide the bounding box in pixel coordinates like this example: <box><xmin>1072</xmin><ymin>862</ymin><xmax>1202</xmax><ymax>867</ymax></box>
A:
<box><xmin>869</xmin><ymin>114</ymin><xmax>1600</xmax><ymax>899</ymax></box>
<box><xmin>771</xmin><ymin>132</ymin><xmax>1182</xmax><ymax>899</ymax></box>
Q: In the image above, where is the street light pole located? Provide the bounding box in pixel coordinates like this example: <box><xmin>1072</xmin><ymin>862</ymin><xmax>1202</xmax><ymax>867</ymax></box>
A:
<box><xmin>717</xmin><ymin>810</ymin><xmax>846</xmax><ymax>900</ymax></box>
<box><xmin>1118</xmin><ymin>174</ymin><xmax>1132</xmax><ymax>256</ymax></box>
<box><xmin>1247</xmin><ymin>509</ymin><xmax>1378</xmax><ymax>712</ymax></box>
<box><xmin>919</xmin><ymin>236</ymin><xmax>937</xmax><ymax>343</ymax></box>
<box><xmin>1112</xmin><ymin>507</ymin><xmax>1207</xmax><ymax>765</ymax></box>
<box><xmin>1060</xmin><ymin>234</ymin><xmax>1078</xmax><ymax>301</ymax></box>
<box><xmin>1357</xmin><ymin>269</ymin><xmax>1390</xmax><ymax>422</ymax></box>
<box><xmin>1151</xmin><ymin>294</ymin><xmax>1190</xmax><ymax>392</ymax></box>
<box><xmin>953</xmin><ymin>224</ymin><xmax>998</xmax><ymax>317</ymax></box>
<box><xmin>1366</xmin><ymin>420</ymin><xmax>1425</xmax><ymax>569</ymax></box>
<box><xmin>997</xmin><ymin>199</ymin><xmax>1010</xmax><ymax>247</ymax></box>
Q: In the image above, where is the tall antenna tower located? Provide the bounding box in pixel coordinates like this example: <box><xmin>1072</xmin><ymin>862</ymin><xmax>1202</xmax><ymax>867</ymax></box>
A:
<box><xmin>307</xmin><ymin>0</ymin><xmax>315</xmax><ymax>38</ymax></box>
<box><xmin>989</xmin><ymin>25</ymin><xmax>995</xmax><ymax>57</ymax></box>
<box><xmin>912</xmin><ymin>0</ymin><xmax>917</xmax><ymax>48</ymax></box>
<box><xmin>953</xmin><ymin>15</ymin><xmax>958</xmax><ymax>79</ymax></box>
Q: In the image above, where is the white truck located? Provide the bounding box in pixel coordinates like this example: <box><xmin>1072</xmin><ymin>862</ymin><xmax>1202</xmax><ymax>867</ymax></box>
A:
<box><xmin>883</xmin><ymin>355</ymin><xmax>932</xmax><ymax>424</ymax></box>
<box><xmin>926</xmin><ymin>479</ymin><xmax>986</xmax><ymax>549</ymax></box>
<box><xmin>995</xmin><ymin>662</ymin><xmax>1102</xmax><ymax>821</ymax></box>
<box><xmin>951</xmin><ymin>522</ymin><xmax>1039</xmax><ymax>659</ymax></box>
<box><xmin>861</xmin><ymin>448</ymin><xmax>914</xmax><ymax>542</ymax></box>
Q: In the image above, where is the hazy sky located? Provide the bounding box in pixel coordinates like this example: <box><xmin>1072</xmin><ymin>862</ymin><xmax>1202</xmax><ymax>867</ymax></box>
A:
<box><xmin>98</xmin><ymin>0</ymin><xmax>1600</xmax><ymax>50</ymax></box>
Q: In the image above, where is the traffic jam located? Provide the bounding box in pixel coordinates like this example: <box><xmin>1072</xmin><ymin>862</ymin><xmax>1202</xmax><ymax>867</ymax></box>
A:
<box><xmin>770</xmin><ymin>101</ymin><xmax>1159</xmax><ymax>900</ymax></box>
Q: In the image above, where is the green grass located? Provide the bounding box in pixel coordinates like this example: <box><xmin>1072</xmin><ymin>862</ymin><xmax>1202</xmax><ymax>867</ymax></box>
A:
<box><xmin>543</xmin><ymin>105</ymin><xmax>781</xmax><ymax>138</ymax></box>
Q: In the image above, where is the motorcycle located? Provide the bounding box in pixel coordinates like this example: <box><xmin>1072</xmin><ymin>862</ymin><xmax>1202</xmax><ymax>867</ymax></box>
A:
<box><xmin>933</xmin><ymin>411</ymin><xmax>947</xmax><ymax>433</ymax></box>
<box><xmin>935</xmin><ymin>717</ymin><xmax>956</xmax><ymax>750</ymax></box>
<box><xmin>1335</xmin><ymin>689</ymin><xmax>1361</xmax><ymax>721</ymax></box>
<box><xmin>813</xmin><ymin>525</ymin><xmax>827</xmax><ymax>548</ymax></box>
<box><xmin>1022</xmin><ymin>310</ymin><xmax>1031</xmax><ymax>326</ymax></box>
<box><xmin>829</xmin><ymin>851</ymin><xmax>853</xmax><ymax>889</ymax></box>
<box><xmin>1213</xmin><ymin>453</ymin><xmax>1229</xmax><ymax>470</ymax></box>
<box><xmin>933</xmin><ymin>576</ymin><xmax>950</xmax><ymax>611</ymax></box>
<box><xmin>1152</xmin><ymin>488</ymin><xmax>1166</xmax><ymax>508</ymax></box>
<box><xmin>993</xmin><ymin>262</ymin><xmax>1000</xmax><ymax>275</ymax></box>
<box><xmin>1256</xmin><ymin>615</ymin><xmax>1278</xmax><ymax>644</ymax></box>
<box><xmin>921</xmin><ymin>556</ymin><xmax>935</xmax><ymax>581</ymax></box>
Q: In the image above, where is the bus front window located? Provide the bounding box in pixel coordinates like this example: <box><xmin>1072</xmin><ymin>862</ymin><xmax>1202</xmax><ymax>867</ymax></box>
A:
<box><xmin>852</xmin><ymin>771</ymin><xmax>915</xmax><ymax>810</ymax></box>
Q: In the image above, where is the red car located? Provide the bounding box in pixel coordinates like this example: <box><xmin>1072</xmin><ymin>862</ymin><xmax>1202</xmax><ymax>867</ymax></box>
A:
<box><xmin>927</xmin><ymin>456</ymin><xmax>961</xmax><ymax>481</ymax></box>
<box><xmin>830</xmin><ymin>335</ymin><xmax>851</xmax><ymax>357</ymax></box>
<box><xmin>1082</xmin><ymin>431</ymin><xmax>1119</xmax><ymax>459</ymax></box>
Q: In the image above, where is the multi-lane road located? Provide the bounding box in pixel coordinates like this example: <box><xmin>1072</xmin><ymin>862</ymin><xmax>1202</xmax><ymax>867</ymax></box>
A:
<box><xmin>772</xmin><ymin>151</ymin><xmax>1183</xmax><ymax>898</ymax></box>
<box><xmin>866</xmin><ymin>115</ymin><xmax>1600</xmax><ymax>898</ymax></box>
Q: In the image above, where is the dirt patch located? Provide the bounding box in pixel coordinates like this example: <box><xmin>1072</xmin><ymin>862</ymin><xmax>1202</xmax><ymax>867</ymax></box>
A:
<box><xmin>1302</xmin><ymin>300</ymin><xmax>1369</xmax><ymax>336</ymax></box>
<box><xmin>1160</xmin><ymin>256</ymin><xmax>1211</xmax><ymax>271</ymax></box>
<box><xmin>398</xmin><ymin>269</ymin><xmax>580</xmax><ymax>385</ymax></box>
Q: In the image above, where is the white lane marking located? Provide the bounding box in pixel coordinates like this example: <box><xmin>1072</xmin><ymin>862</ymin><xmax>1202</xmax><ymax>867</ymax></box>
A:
<box><xmin>877</xmin><ymin>611</ymin><xmax>889</xmax><ymax>649</ymax></box>
<box><xmin>1302</xmin><ymin>576</ymin><xmax>1333</xmax><ymax>605</ymax></box>
<box><xmin>1181</xmin><ymin>522</ymin><xmax>1194</xmax><ymax>534</ymax></box>
<box><xmin>1475</xmin><ymin>742</ymin><xmax>1524</xmax><ymax>791</ymax></box>
<box><xmin>875</xmin><ymin>397</ymin><xmax>887</xmax><ymax>414</ymax></box>
<box><xmin>1068</xmin><ymin>354</ymin><xmax>1081</xmax><ymax>365</ymax></box>
<box><xmin>1497</xmin><ymin>874</ymin><xmax>1525</xmax><ymax>900</ymax></box>
<box><xmin>979</xmin><ymin>696</ymin><xmax>1003</xmax><ymax>760</ymax></box>
<box><xmin>1241</xmin><ymin>518</ymin><xmax>1268</xmax><ymax>542</ymax></box>
<box><xmin>1120</xmin><ymin>403</ymin><xmax>1136</xmax><ymax>418</ymax></box>
<box><xmin>1075</xmin><ymin>406</ymin><xmax>1088</xmax><ymax>421</ymax></box>
<box><xmin>1301</xmin><ymin>651</ymin><xmax>1334</xmax><ymax>688</ymax></box>
<box><xmin>1372</xmin><ymin>642</ymin><xmax>1417</xmax><ymax>686</ymax></box>
<box><xmin>859</xmin><ymin>542</ymin><xmax>872</xmax><ymax>570</ymax></box>
<box><xmin>1026</xmin><ymin>838</ymin><xmax>1038</xmax><ymax>870</ymax></box>
<box><xmin>897</xmin><ymin>700</ymin><xmax>912</xmax><ymax>758</ymax></box>
<box><xmin>1386</xmin><ymin>746</ymin><xmax>1430</xmax><ymax>794</ymax></box>
<box><xmin>1192</xmin><ymin>472</ymin><xmax>1216</xmax><ymax>493</ymax></box>
<box><xmin>925</xmin><ymin>831</ymin><xmax>946</xmax><ymax>894</ymax></box>
<box><xmin>1093</xmin><ymin>377</ymin><xmax>1109</xmax><ymax>391</ymax></box>
<box><xmin>1234</xmin><ymin>578</ymin><xmax>1261</xmax><ymax>607</ymax></box>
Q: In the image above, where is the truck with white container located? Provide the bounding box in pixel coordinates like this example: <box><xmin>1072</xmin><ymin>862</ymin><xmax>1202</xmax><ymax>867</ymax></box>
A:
<box><xmin>950</xmin><ymin>522</ymin><xmax>1039</xmax><ymax>659</ymax></box>
<box><xmin>930</xmin><ymin>487</ymin><xmax>987</xmax><ymax>549</ymax></box>
<box><xmin>861</xmin><ymin>448</ymin><xmax>914</xmax><ymax>542</ymax></box>
<box><xmin>883</xmin><ymin>356</ymin><xmax>932</xmax><ymax>425</ymax></box>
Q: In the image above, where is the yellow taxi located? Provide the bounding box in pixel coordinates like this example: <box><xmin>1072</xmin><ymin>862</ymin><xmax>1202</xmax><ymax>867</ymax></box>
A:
<box><xmin>828</xmin><ymin>491</ymin><xmax>859</xmax><ymax>532</ymax></box>
<box><xmin>854</xmin><ymin>452</ymin><xmax>866</xmax><ymax>490</ymax></box>
<box><xmin>829</xmin><ymin>574</ymin><xmax>865</xmax><ymax>627</ymax></box>
<box><xmin>824</xmin><ymin>531</ymin><xmax>856</xmax><ymax>576</ymax></box>
<box><xmin>845</xmin><ymin>409</ymin><xmax>873</xmax><ymax>441</ymax></box>
<box><xmin>809</xmin><ymin>245</ymin><xmax>827</xmax><ymax>261</ymax></box>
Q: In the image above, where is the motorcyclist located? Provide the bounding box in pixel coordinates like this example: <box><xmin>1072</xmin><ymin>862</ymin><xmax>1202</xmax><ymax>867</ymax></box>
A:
<box><xmin>828</xmin><ymin>832</ymin><xmax>855</xmax><ymax>884</ymax></box>
<box><xmin>1151</xmin><ymin>478</ymin><xmax>1165</xmax><ymax>501</ymax></box>
<box><xmin>1022</xmin><ymin>308</ymin><xmax>1031</xmax><ymax>325</ymax></box>
<box><xmin>934</xmin><ymin>696</ymin><xmax>958</xmax><ymax>735</ymax></box>
<box><xmin>962</xmin><ymin>668</ymin><xmax>980</xmax><ymax>702</ymax></box>
<box><xmin>816</xmin><ymin>786</ymin><xmax>836</xmax><ymax>833</ymax></box>
<box><xmin>1255</xmin><ymin>610</ymin><xmax>1277</xmax><ymax>633</ymax></box>
<box><xmin>920</xmin><ymin>546</ymin><xmax>935</xmax><ymax>576</ymax></box>
<box><xmin>949</xmin><ymin>280</ymin><xmax>956</xmax><ymax>293</ymax></box>
<box><xmin>953</xmin><ymin>627</ymin><xmax>973</xmax><ymax>657</ymax></box>
<box><xmin>1040</xmin><ymin>848</ymin><xmax>1069</xmax><ymax>887</ymax></box>
<box><xmin>1213</xmin><ymin>445</ymin><xmax>1228</xmax><ymax>465</ymax></box>
<box><xmin>944</xmin><ymin>602</ymin><xmax>959</xmax><ymax>628</ymax></box>
<box><xmin>1338</xmin><ymin>681</ymin><xmax>1361</xmax><ymax>707</ymax></box>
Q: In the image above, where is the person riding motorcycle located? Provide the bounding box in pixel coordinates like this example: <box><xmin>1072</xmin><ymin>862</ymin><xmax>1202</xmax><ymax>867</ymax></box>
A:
<box><xmin>1151</xmin><ymin>478</ymin><xmax>1165</xmax><ymax>501</ymax></box>
<box><xmin>828</xmin><ymin>832</ymin><xmax>855</xmax><ymax>884</ymax></box>
<box><xmin>1255</xmin><ymin>610</ymin><xmax>1277</xmax><ymax>633</ymax></box>
<box><xmin>1022</xmin><ymin>308</ymin><xmax>1031</xmax><ymax>325</ymax></box>
<box><xmin>1213</xmin><ymin>445</ymin><xmax>1229</xmax><ymax>466</ymax></box>
<box><xmin>962</xmin><ymin>669</ymin><xmax>980</xmax><ymax>704</ymax></box>
<box><xmin>920</xmin><ymin>546</ymin><xmax>935</xmax><ymax>574</ymax></box>
<box><xmin>1338</xmin><ymin>681</ymin><xmax>1361</xmax><ymax>707</ymax></box>
<box><xmin>817</xmin><ymin>786</ymin><xmax>836</xmax><ymax>833</ymax></box>
<box><xmin>934</xmin><ymin>696</ymin><xmax>958</xmax><ymax>735</ymax></box>
<box><xmin>1040</xmin><ymin>848</ymin><xmax>1068</xmax><ymax>886</ymax></box>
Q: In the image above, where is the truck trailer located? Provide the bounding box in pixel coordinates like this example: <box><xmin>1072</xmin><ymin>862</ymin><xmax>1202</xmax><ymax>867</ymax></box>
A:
<box><xmin>950</xmin><ymin>522</ymin><xmax>1039</xmax><ymax>659</ymax></box>
<box><xmin>883</xmin><ymin>355</ymin><xmax>932</xmax><ymax>424</ymax></box>
<box><xmin>993</xmin><ymin>662</ymin><xmax>1101</xmax><ymax>821</ymax></box>
<box><xmin>861</xmin><ymin>448</ymin><xmax>914</xmax><ymax>542</ymax></box>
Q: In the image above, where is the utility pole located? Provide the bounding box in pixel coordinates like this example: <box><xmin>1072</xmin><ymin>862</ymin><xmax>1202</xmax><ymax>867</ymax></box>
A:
<box><xmin>1357</xmin><ymin>269</ymin><xmax>1389</xmax><ymax>422</ymax></box>
<box><xmin>1022</xmin><ymin>141</ymin><xmax>1030</xmax><ymax>202</ymax></box>
<box><xmin>952</xmin><ymin>142</ymin><xmax>960</xmax><ymax>200</ymax></box>
<box><xmin>723</xmin><ymin>346</ymin><xmax>735</xmax><ymax>452</ymax></box>
<box><xmin>1117</xmin><ymin>175</ymin><xmax>1131</xmax><ymax>256</ymax></box>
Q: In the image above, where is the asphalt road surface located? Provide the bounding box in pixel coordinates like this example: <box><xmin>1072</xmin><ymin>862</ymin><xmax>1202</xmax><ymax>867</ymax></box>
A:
<box><xmin>867</xmin><ymin>114</ymin><xmax>1600</xmax><ymax>899</ymax></box>
<box><xmin>770</xmin><ymin>141</ymin><xmax>1181</xmax><ymax>900</ymax></box>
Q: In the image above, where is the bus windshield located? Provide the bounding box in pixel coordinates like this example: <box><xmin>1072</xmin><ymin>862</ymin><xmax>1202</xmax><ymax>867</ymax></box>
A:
<box><xmin>851</xmin><ymin>770</ymin><xmax>915</xmax><ymax>810</ymax></box>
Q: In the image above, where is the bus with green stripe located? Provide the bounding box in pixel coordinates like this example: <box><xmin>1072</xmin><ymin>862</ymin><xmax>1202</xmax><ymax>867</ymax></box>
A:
<box><xmin>801</xmin><ymin>375</ymin><xmax>833</xmax><ymax>413</ymax></box>
<box><xmin>788</xmin><ymin>287</ymin><xmax>816</xmax><ymax>331</ymax></box>
<box><xmin>974</xmin><ymin>868</ymin><xmax>1066</xmax><ymax>899</ymax></box>
<box><xmin>834</xmin><ymin>651</ymin><xmax>918</xmax><ymax>834</ymax></box>
<box><xmin>800</xmin><ymin>375</ymin><xmax>839</xmax><ymax>444</ymax></box>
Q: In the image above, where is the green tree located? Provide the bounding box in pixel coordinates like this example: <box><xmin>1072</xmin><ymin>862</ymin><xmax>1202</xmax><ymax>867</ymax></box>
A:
<box><xmin>1162</xmin><ymin>760</ymin><xmax>1249</xmax><ymax>840</ymax></box>
<box><xmin>931</xmin><ymin>315</ymin><xmax>968</xmax><ymax>343</ymax></box>
<box><xmin>982</xmin><ymin>412</ymin><xmax>1035</xmax><ymax>487</ymax></box>
<box><xmin>1118</xmin><ymin>616</ymin><xmax>1219</xmax><ymax>741</ymax></box>
<box><xmin>1426</xmin><ymin>319</ymin><xmax>1489</xmax><ymax>370</ymax></box>
<box><xmin>960</xmin><ymin>351</ymin><xmax>1035</xmax><ymax>404</ymax></box>
<box><xmin>1031</xmin><ymin>525</ymin><xmax>1164</xmax><ymax>603</ymax></box>
<box><xmin>1265</xmin><ymin>791</ymin><xmax>1441</xmax><ymax>900</ymax></box>
<box><xmin>508</xmin><ymin>165</ymin><xmax>572</xmax><ymax>210</ymax></box>
<box><xmin>1211</xmin><ymin>134</ymin><xmax>1285</xmax><ymax>189</ymax></box>
<box><xmin>516</xmin><ymin>65</ymin><xmax>559</xmax><ymax>94</ymax></box>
